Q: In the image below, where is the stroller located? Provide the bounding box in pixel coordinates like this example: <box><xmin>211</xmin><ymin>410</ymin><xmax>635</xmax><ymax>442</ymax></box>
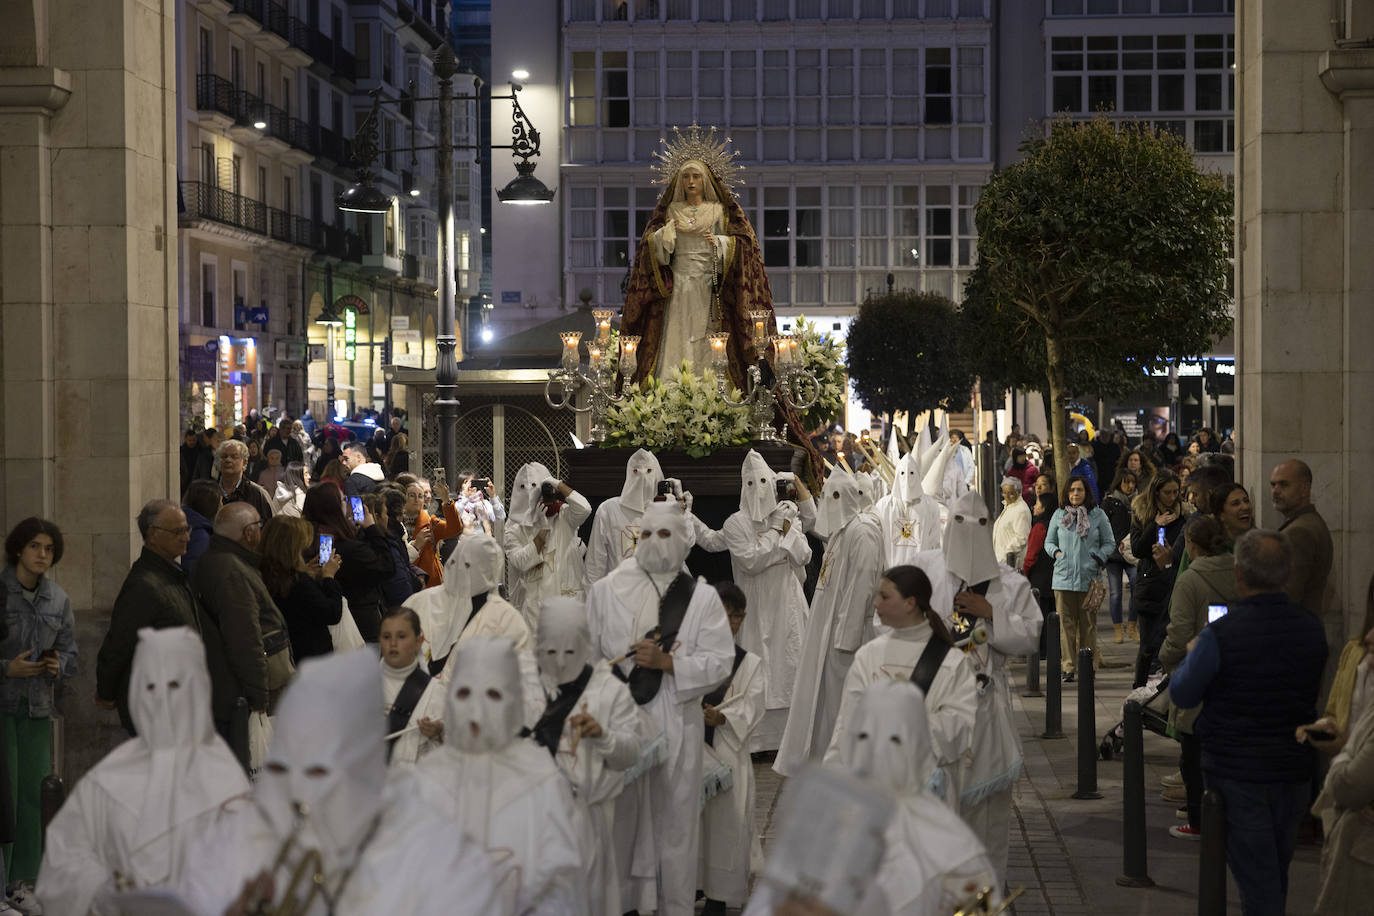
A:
<box><xmin>1099</xmin><ymin>674</ymin><xmax>1174</xmax><ymax>760</ymax></box>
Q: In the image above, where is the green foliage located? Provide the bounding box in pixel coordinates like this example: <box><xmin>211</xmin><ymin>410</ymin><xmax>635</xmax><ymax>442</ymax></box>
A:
<box><xmin>846</xmin><ymin>290</ymin><xmax>975</xmax><ymax>420</ymax></box>
<box><xmin>603</xmin><ymin>363</ymin><xmax>753</xmax><ymax>458</ymax></box>
<box><xmin>789</xmin><ymin>316</ymin><xmax>847</xmax><ymax>433</ymax></box>
<box><xmin>965</xmin><ymin>116</ymin><xmax>1233</xmax><ymax>491</ymax></box>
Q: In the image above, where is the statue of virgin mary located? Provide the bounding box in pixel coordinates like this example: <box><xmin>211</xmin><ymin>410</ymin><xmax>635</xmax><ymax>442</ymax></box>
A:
<box><xmin>620</xmin><ymin>125</ymin><xmax>776</xmax><ymax>394</ymax></box>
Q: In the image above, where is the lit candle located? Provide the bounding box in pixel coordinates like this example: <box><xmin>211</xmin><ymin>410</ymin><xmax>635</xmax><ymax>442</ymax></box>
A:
<box><xmin>592</xmin><ymin>308</ymin><xmax>613</xmax><ymax>345</ymax></box>
<box><xmin>709</xmin><ymin>332</ymin><xmax>730</xmax><ymax>368</ymax></box>
<box><xmin>619</xmin><ymin>335</ymin><xmax>640</xmax><ymax>377</ymax></box>
<box><xmin>587</xmin><ymin>342</ymin><xmax>603</xmax><ymax>372</ymax></box>
<box><xmin>560</xmin><ymin>331</ymin><xmax>582</xmax><ymax>373</ymax></box>
<box><xmin>774</xmin><ymin>334</ymin><xmax>793</xmax><ymax>366</ymax></box>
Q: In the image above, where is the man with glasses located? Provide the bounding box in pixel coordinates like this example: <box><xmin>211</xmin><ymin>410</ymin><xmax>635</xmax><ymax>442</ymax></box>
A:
<box><xmin>96</xmin><ymin>500</ymin><xmax>209</xmax><ymax>735</ymax></box>
<box><xmin>216</xmin><ymin>438</ymin><xmax>275</xmax><ymax>523</ymax></box>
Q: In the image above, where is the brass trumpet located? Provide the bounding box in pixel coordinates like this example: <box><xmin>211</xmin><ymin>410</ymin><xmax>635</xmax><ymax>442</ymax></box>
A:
<box><xmin>953</xmin><ymin>885</ymin><xmax>1024</xmax><ymax>916</ymax></box>
<box><xmin>249</xmin><ymin>802</ymin><xmax>327</xmax><ymax>916</ymax></box>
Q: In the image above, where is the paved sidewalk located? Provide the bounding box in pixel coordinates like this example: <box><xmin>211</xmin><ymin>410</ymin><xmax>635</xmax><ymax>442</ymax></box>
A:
<box><xmin>744</xmin><ymin>616</ymin><xmax>1326</xmax><ymax>916</ymax></box>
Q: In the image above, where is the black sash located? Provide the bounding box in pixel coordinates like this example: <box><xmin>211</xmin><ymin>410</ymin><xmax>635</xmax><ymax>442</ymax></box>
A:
<box><xmin>946</xmin><ymin>579</ymin><xmax>991</xmax><ymax>647</ymax></box>
<box><xmin>613</xmin><ymin>572</ymin><xmax>695</xmax><ymax>706</ymax></box>
<box><xmin>909</xmin><ymin>636</ymin><xmax>952</xmax><ymax>695</ymax></box>
<box><xmin>532</xmin><ymin>664</ymin><xmax>595</xmax><ymax>757</ymax></box>
<box><xmin>702</xmin><ymin>645</ymin><xmax>748</xmax><ymax>748</ymax></box>
<box><xmin>385</xmin><ymin>667</ymin><xmax>432</xmax><ymax>762</ymax></box>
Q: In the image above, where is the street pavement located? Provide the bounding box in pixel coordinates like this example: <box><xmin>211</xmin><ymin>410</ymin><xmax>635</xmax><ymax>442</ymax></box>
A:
<box><xmin>743</xmin><ymin>616</ymin><xmax>1325</xmax><ymax>915</ymax></box>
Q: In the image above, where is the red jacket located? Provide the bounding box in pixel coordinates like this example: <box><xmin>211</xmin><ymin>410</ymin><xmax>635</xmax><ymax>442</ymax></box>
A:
<box><xmin>1007</xmin><ymin>461</ymin><xmax>1040</xmax><ymax>504</ymax></box>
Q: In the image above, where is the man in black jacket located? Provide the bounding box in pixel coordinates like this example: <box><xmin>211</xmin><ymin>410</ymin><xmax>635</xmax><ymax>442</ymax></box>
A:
<box><xmin>95</xmin><ymin>500</ymin><xmax>235</xmax><ymax>737</ymax></box>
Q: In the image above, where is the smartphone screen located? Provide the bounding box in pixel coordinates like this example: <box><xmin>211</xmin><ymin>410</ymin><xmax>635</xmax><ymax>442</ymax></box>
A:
<box><xmin>318</xmin><ymin>534</ymin><xmax>334</xmax><ymax>565</ymax></box>
<box><xmin>1156</xmin><ymin>527</ymin><xmax>1167</xmax><ymax>547</ymax></box>
<box><xmin>1207</xmin><ymin>603</ymin><xmax>1228</xmax><ymax>624</ymax></box>
<box><xmin>349</xmin><ymin>496</ymin><xmax>364</xmax><ymax>523</ymax></box>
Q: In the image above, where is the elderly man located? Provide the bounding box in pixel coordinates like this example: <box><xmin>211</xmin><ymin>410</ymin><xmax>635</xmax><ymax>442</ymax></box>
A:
<box><xmin>1170</xmin><ymin>529</ymin><xmax>1327</xmax><ymax>916</ymax></box>
<box><xmin>1270</xmin><ymin>459</ymin><xmax>1333</xmax><ymax>619</ymax></box>
<box><xmin>215</xmin><ymin>438</ymin><xmax>275</xmax><ymax>522</ymax></box>
<box><xmin>341</xmin><ymin>440</ymin><xmax>386</xmax><ymax>496</ymax></box>
<box><xmin>96</xmin><ymin>500</ymin><xmax>221</xmax><ymax>736</ymax></box>
<box><xmin>189</xmin><ymin>503</ymin><xmax>294</xmax><ymax>720</ymax></box>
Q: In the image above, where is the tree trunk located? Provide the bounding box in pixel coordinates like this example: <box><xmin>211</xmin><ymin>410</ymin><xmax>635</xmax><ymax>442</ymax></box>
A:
<box><xmin>1045</xmin><ymin>332</ymin><xmax>1070</xmax><ymax>501</ymax></box>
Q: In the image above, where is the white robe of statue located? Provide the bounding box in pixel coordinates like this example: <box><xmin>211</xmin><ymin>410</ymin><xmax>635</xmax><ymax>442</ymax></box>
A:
<box><xmin>411</xmin><ymin>638</ymin><xmax>588</xmax><ymax>916</ymax></box>
<box><xmin>699</xmin><ymin>648</ymin><xmax>766</xmax><ymax>907</ymax></box>
<box><xmin>721</xmin><ymin>449</ymin><xmax>811</xmax><ymax>751</ymax></box>
<box><xmin>652</xmin><ymin>160</ymin><xmax>730</xmax><ymax>375</ymax></box>
<box><xmin>177</xmin><ymin>651</ymin><xmax>508</xmax><ymax>916</ymax></box>
<box><xmin>37</xmin><ymin>628</ymin><xmax>249</xmax><ymax>916</ymax></box>
<box><xmin>583</xmin><ymin>449</ymin><xmax>663</xmax><ymax>589</ymax></box>
<box><xmin>774</xmin><ymin>471</ymin><xmax>884</xmax><ymax>777</ymax></box>
<box><xmin>584</xmin><ymin>503</ymin><xmax>736</xmax><ymax>916</ymax></box>
<box><xmin>504</xmin><ymin>462</ymin><xmax>592</xmax><ymax>627</ymax></box>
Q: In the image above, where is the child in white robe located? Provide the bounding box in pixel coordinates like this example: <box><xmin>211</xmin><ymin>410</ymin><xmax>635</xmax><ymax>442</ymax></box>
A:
<box><xmin>379</xmin><ymin>607</ymin><xmax>446</xmax><ymax>766</ymax></box>
<box><xmin>698</xmin><ymin>582</ymin><xmax>767</xmax><ymax>915</ymax></box>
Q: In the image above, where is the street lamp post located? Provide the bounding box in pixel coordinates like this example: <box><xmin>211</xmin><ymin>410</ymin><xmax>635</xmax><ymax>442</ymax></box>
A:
<box><xmin>337</xmin><ymin>45</ymin><xmax>554</xmax><ymax>485</ymax></box>
<box><xmin>315</xmin><ymin>302</ymin><xmax>345</xmax><ymax>422</ymax></box>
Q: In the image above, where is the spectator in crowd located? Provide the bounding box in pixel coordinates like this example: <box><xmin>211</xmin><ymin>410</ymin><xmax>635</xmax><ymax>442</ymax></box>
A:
<box><xmin>362</xmin><ymin>491</ymin><xmax>420</xmax><ymax>607</ymax></box>
<box><xmin>1114</xmin><ymin>447</ymin><xmax>1156</xmax><ymax>493</ymax></box>
<box><xmin>385</xmin><ymin>432</ymin><xmax>410</xmax><ymax>478</ymax></box>
<box><xmin>1210</xmin><ymin>482</ymin><xmax>1254</xmax><ymax>546</ymax></box>
<box><xmin>1064</xmin><ymin>442</ymin><xmax>1099</xmax><ymax>502</ymax></box>
<box><xmin>258</xmin><ymin>515</ymin><xmax>342</xmax><ymax>664</ymax></box>
<box><xmin>340</xmin><ymin>441</ymin><xmax>386</xmax><ymax>497</ymax></box>
<box><xmin>1044</xmin><ymin>476</ymin><xmax>1114</xmax><ymax>682</ymax></box>
<box><xmin>180</xmin><ymin>479</ymin><xmax>222</xmax><ymax>576</ymax></box>
<box><xmin>256</xmin><ymin>443</ymin><xmax>289</xmax><ymax>494</ymax></box>
<box><xmin>244</xmin><ymin>438</ymin><xmax>268</xmax><ymax>484</ymax></box>
<box><xmin>311</xmin><ymin>436</ymin><xmax>341</xmax><ymax>480</ymax></box>
<box><xmin>455</xmin><ymin>470</ymin><xmax>506</xmax><ymax>537</ymax></box>
<box><xmin>179</xmin><ymin>429</ymin><xmax>202</xmax><ymax>498</ymax></box>
<box><xmin>1270</xmin><ymin>459</ymin><xmax>1333</xmax><ymax>619</ymax></box>
<box><xmin>1195</xmin><ymin>427</ymin><xmax>1221</xmax><ymax>453</ymax></box>
<box><xmin>301</xmin><ymin>483</ymin><xmax>394</xmax><ymax>643</ymax></box>
<box><xmin>1158</xmin><ymin>515</ymin><xmax>1237</xmax><ymax>840</ymax></box>
<box><xmin>318</xmin><ymin>457</ymin><xmax>348</xmax><ymax>492</ymax></box>
<box><xmin>1022</xmin><ymin>491</ymin><xmax>1060</xmax><ymax>638</ymax></box>
<box><xmin>215</xmin><ymin>438</ymin><xmax>275</xmax><ymax>523</ymax></box>
<box><xmin>1129</xmin><ymin>470</ymin><xmax>1186</xmax><ymax>688</ymax></box>
<box><xmin>189</xmin><ymin>503</ymin><xmax>294</xmax><ymax>718</ymax></box>
<box><xmin>1170</xmin><ymin>529</ymin><xmax>1327</xmax><ymax>916</ymax></box>
<box><xmin>1159</xmin><ymin>432</ymin><xmax>1183</xmax><ymax>468</ymax></box>
<box><xmin>1007</xmin><ymin>446</ymin><xmax>1040</xmax><ymax>506</ymax></box>
<box><xmin>269</xmin><ymin>421</ymin><xmax>303</xmax><ymax>465</ymax></box>
<box><xmin>400</xmin><ymin>478</ymin><xmax>461</xmax><ymax>588</ymax></box>
<box><xmin>2</xmin><ymin>517</ymin><xmax>75</xmax><ymax>910</ymax></box>
<box><xmin>992</xmin><ymin>477</ymin><xmax>1031</xmax><ymax>569</ymax></box>
<box><xmin>1307</xmin><ymin>576</ymin><xmax>1374</xmax><ymax>761</ymax></box>
<box><xmin>192</xmin><ymin>427</ymin><xmax>221</xmax><ymax>481</ymax></box>
<box><xmin>1094</xmin><ymin>428</ymin><xmax>1122</xmax><ymax>488</ymax></box>
<box><xmin>1101</xmin><ymin>469</ymin><xmax>1139</xmax><ymax>643</ymax></box>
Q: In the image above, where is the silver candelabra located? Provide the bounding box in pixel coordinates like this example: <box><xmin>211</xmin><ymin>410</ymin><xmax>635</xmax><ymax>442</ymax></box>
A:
<box><xmin>544</xmin><ymin>310</ymin><xmax>639</xmax><ymax>444</ymax></box>
<box><xmin>711</xmin><ymin>311</ymin><xmax>820</xmax><ymax>441</ymax></box>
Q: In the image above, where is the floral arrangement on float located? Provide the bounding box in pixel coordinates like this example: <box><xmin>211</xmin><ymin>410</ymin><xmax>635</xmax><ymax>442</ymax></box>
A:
<box><xmin>602</xmin><ymin>362</ymin><xmax>753</xmax><ymax>458</ymax></box>
<box><xmin>789</xmin><ymin>316</ymin><xmax>847</xmax><ymax>433</ymax></box>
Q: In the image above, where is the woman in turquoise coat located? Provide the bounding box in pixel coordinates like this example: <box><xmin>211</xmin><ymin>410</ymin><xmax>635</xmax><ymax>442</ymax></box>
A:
<box><xmin>1044</xmin><ymin>476</ymin><xmax>1115</xmax><ymax>681</ymax></box>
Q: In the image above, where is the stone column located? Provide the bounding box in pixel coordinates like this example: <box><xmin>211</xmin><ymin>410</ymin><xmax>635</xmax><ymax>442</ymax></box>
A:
<box><xmin>0</xmin><ymin>0</ymin><xmax>179</xmax><ymax>776</ymax></box>
<box><xmin>1235</xmin><ymin>2</ymin><xmax>1374</xmax><ymax>634</ymax></box>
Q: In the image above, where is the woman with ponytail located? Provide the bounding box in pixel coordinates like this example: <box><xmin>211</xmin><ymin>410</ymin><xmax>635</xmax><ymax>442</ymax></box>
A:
<box><xmin>821</xmin><ymin>565</ymin><xmax>979</xmax><ymax>808</ymax></box>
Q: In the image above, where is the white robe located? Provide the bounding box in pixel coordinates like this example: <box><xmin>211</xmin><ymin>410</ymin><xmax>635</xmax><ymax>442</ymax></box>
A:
<box><xmin>504</xmin><ymin>491</ymin><xmax>592</xmax><ymax>628</ymax></box>
<box><xmin>991</xmin><ymin>499</ymin><xmax>1032</xmax><ymax>570</ymax></box>
<box><xmin>582</xmin><ymin>496</ymin><xmax>647</xmax><ymax>589</ymax></box>
<box><xmin>652</xmin><ymin>201</ymin><xmax>728</xmax><ymax>374</ymax></box>
<box><xmin>380</xmin><ymin>660</ymin><xmax>446</xmax><ymax>766</ymax></box>
<box><xmin>177</xmin><ymin>784</ymin><xmax>507</xmax><ymax>916</ymax></box>
<box><xmin>774</xmin><ymin>512</ymin><xmax>884</xmax><ymax>777</ymax></box>
<box><xmin>944</xmin><ymin>566</ymin><xmax>1042</xmax><ymax>881</ymax></box>
<box><xmin>822</xmin><ymin>625</ymin><xmax>979</xmax><ymax>806</ymax></box>
<box><xmin>410</xmin><ymin>741</ymin><xmax>588</xmax><ymax>916</ymax></box>
<box><xmin>874</xmin><ymin>492</ymin><xmax>943</xmax><ymax>564</ymax></box>
<box><xmin>539</xmin><ymin>662</ymin><xmax>646</xmax><ymax>916</ymax></box>
<box><xmin>585</xmin><ymin>559</ymin><xmax>736</xmax><ymax>916</ymax></box>
<box><xmin>719</xmin><ymin>510</ymin><xmax>809</xmax><ymax>752</ymax></box>
<box><xmin>37</xmin><ymin>738</ymin><xmax>248</xmax><ymax>916</ymax></box>
<box><xmin>699</xmin><ymin>649</ymin><xmax>766</xmax><ymax>906</ymax></box>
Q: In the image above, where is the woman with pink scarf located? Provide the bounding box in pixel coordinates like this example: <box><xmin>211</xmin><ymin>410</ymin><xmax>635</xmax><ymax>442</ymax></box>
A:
<box><xmin>1043</xmin><ymin>475</ymin><xmax>1115</xmax><ymax>682</ymax></box>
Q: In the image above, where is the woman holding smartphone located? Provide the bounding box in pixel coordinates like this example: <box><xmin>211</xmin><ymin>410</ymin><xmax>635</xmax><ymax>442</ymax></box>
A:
<box><xmin>1128</xmin><ymin>470</ymin><xmax>1187</xmax><ymax>688</ymax></box>
<box><xmin>1158</xmin><ymin>515</ymin><xmax>1236</xmax><ymax>839</ymax></box>
<box><xmin>258</xmin><ymin>515</ymin><xmax>343</xmax><ymax>662</ymax></box>
<box><xmin>301</xmin><ymin>483</ymin><xmax>395</xmax><ymax>643</ymax></box>
<box><xmin>1</xmin><ymin>517</ymin><xmax>76</xmax><ymax>910</ymax></box>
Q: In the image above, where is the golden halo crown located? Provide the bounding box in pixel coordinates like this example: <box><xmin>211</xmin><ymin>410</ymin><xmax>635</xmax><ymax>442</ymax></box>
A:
<box><xmin>651</xmin><ymin>124</ymin><xmax>743</xmax><ymax>191</ymax></box>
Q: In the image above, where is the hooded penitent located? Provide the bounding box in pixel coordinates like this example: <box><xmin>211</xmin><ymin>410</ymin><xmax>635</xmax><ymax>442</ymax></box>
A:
<box><xmin>813</xmin><ymin>470</ymin><xmax>865</xmax><ymax>541</ymax></box>
<box><xmin>535</xmin><ymin>595</ymin><xmax>594</xmax><ymax>690</ymax></box>
<box><xmin>922</xmin><ymin>436</ymin><xmax>958</xmax><ymax>502</ymax></box>
<box><xmin>508</xmin><ymin>461</ymin><xmax>554</xmax><ymax>528</ymax></box>
<box><xmin>634</xmin><ymin>500</ymin><xmax>694</xmax><ymax>576</ymax></box>
<box><xmin>620</xmin><ymin>449</ymin><xmax>664</xmax><ymax>514</ymax></box>
<box><xmin>444</xmin><ymin>636</ymin><xmax>526</xmax><ymax>755</ymax></box>
<box><xmin>839</xmin><ymin>679</ymin><xmax>937</xmax><ymax>797</ymax></box>
<box><xmin>255</xmin><ymin>650</ymin><xmax>386</xmax><ymax>874</ymax></box>
<box><xmin>893</xmin><ymin>451</ymin><xmax>928</xmax><ymax>505</ymax></box>
<box><xmin>942</xmin><ymin>491</ymin><xmax>1001</xmax><ymax>587</ymax></box>
<box><xmin>739</xmin><ymin>449</ymin><xmax>778</xmax><ymax>523</ymax></box>
<box><xmin>919</xmin><ymin>422</ymin><xmax>946</xmax><ymax>477</ymax></box>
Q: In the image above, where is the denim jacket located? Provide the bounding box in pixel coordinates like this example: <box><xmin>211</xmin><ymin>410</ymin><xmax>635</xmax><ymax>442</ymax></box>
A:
<box><xmin>1</xmin><ymin>565</ymin><xmax>78</xmax><ymax>717</ymax></box>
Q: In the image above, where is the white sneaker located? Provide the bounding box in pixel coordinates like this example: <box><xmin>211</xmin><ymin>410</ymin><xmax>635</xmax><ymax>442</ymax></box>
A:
<box><xmin>1160</xmin><ymin>770</ymin><xmax>1184</xmax><ymax>788</ymax></box>
<box><xmin>0</xmin><ymin>900</ymin><xmax>19</xmax><ymax>915</ymax></box>
<box><xmin>6</xmin><ymin>884</ymin><xmax>42</xmax><ymax>916</ymax></box>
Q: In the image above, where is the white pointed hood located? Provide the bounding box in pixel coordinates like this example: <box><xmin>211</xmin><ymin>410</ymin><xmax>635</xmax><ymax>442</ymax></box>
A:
<box><xmin>620</xmin><ymin>449</ymin><xmax>663</xmax><ymax>514</ymax></box>
<box><xmin>922</xmin><ymin>437</ymin><xmax>958</xmax><ymax>502</ymax></box>
<box><xmin>814</xmin><ymin>470</ymin><xmax>865</xmax><ymax>540</ymax></box>
<box><xmin>428</xmin><ymin>533</ymin><xmax>505</xmax><ymax>662</ymax></box>
<box><xmin>254</xmin><ymin>651</ymin><xmax>385</xmax><ymax>873</ymax></box>
<box><xmin>443</xmin><ymin>637</ymin><xmax>525</xmax><ymax>754</ymax></box>
<box><xmin>919</xmin><ymin>422</ymin><xmax>946</xmax><ymax>477</ymax></box>
<box><xmin>739</xmin><ymin>449</ymin><xmax>778</xmax><ymax>522</ymax></box>
<box><xmin>892</xmin><ymin>451</ymin><xmax>929</xmax><ymax>505</ymax></box>
<box><xmin>839</xmin><ymin>679</ymin><xmax>937</xmax><ymax>797</ymax></box>
<box><xmin>535</xmin><ymin>596</ymin><xmax>594</xmax><ymax>689</ymax></box>
<box><xmin>634</xmin><ymin>500</ymin><xmax>694</xmax><ymax>576</ymax></box>
<box><xmin>508</xmin><ymin>461</ymin><xmax>552</xmax><ymax>528</ymax></box>
<box><xmin>942</xmin><ymin>490</ymin><xmax>1002</xmax><ymax>587</ymax></box>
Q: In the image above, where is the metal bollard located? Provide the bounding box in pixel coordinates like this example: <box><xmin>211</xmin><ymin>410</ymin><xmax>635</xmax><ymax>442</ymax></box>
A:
<box><xmin>1072</xmin><ymin>648</ymin><xmax>1102</xmax><ymax>799</ymax></box>
<box><xmin>230</xmin><ymin>696</ymin><xmax>252</xmax><ymax>774</ymax></box>
<box><xmin>39</xmin><ymin>773</ymin><xmax>66</xmax><ymax>854</ymax></box>
<box><xmin>1042</xmin><ymin>613</ymin><xmax>1064</xmax><ymax>739</ymax></box>
<box><xmin>1116</xmin><ymin>700</ymin><xmax>1155</xmax><ymax>887</ymax></box>
<box><xmin>1022</xmin><ymin>647</ymin><xmax>1043</xmax><ymax>697</ymax></box>
<box><xmin>1198</xmin><ymin>789</ymin><xmax>1227</xmax><ymax>916</ymax></box>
